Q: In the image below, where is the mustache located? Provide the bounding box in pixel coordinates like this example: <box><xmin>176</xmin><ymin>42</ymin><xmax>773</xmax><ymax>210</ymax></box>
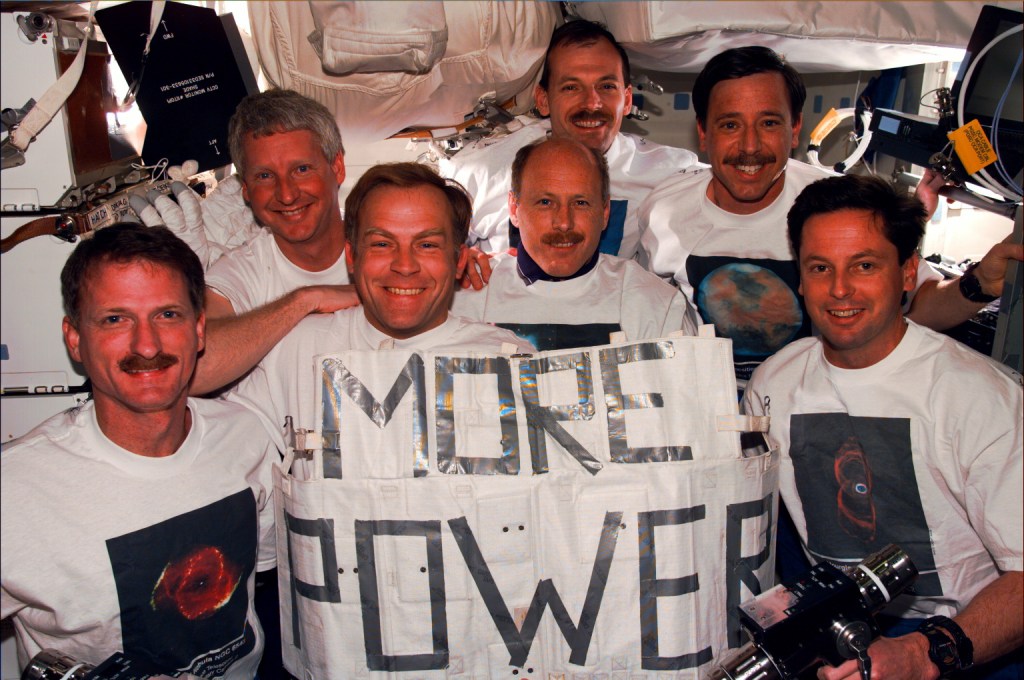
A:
<box><xmin>541</xmin><ymin>231</ymin><xmax>585</xmax><ymax>246</ymax></box>
<box><xmin>570</xmin><ymin>111</ymin><xmax>612</xmax><ymax>125</ymax></box>
<box><xmin>724</xmin><ymin>152</ymin><xmax>777</xmax><ymax>166</ymax></box>
<box><xmin>119</xmin><ymin>354</ymin><xmax>179</xmax><ymax>372</ymax></box>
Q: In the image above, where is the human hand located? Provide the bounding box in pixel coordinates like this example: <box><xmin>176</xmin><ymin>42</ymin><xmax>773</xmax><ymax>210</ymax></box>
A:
<box><xmin>817</xmin><ymin>634</ymin><xmax>938</xmax><ymax>680</ymax></box>
<box><xmin>127</xmin><ymin>159</ymin><xmax>202</xmax><ymax>232</ymax></box>
<box><xmin>199</xmin><ymin>174</ymin><xmax>260</xmax><ymax>253</ymax></box>
<box><xmin>129</xmin><ymin>180</ymin><xmax>211</xmax><ymax>266</ymax></box>
<box><xmin>914</xmin><ymin>168</ymin><xmax>951</xmax><ymax>219</ymax></box>
<box><xmin>299</xmin><ymin>284</ymin><xmax>361</xmax><ymax>314</ymax></box>
<box><xmin>458</xmin><ymin>246</ymin><xmax>494</xmax><ymax>290</ymax></box>
<box><xmin>973</xmin><ymin>235</ymin><xmax>1024</xmax><ymax>297</ymax></box>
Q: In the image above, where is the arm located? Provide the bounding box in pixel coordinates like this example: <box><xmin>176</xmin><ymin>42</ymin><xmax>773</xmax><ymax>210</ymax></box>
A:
<box><xmin>907</xmin><ymin>238</ymin><xmax>1024</xmax><ymax>331</ymax></box>
<box><xmin>819</xmin><ymin>571</ymin><xmax>1023</xmax><ymax>680</ymax></box>
<box><xmin>192</xmin><ymin>285</ymin><xmax>359</xmax><ymax>395</ymax></box>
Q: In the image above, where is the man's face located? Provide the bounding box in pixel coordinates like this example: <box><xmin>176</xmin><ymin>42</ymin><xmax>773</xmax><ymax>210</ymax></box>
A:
<box><xmin>239</xmin><ymin>129</ymin><xmax>346</xmax><ymax>260</ymax></box>
<box><xmin>510</xmin><ymin>141</ymin><xmax>609</xmax><ymax>278</ymax></box>
<box><xmin>698</xmin><ymin>72</ymin><xmax>802</xmax><ymax>215</ymax></box>
<box><xmin>798</xmin><ymin>208</ymin><xmax>917</xmax><ymax>369</ymax></box>
<box><xmin>346</xmin><ymin>184</ymin><xmax>467</xmax><ymax>339</ymax></box>
<box><xmin>534</xmin><ymin>39</ymin><xmax>632</xmax><ymax>153</ymax></box>
<box><xmin>63</xmin><ymin>260</ymin><xmax>204</xmax><ymax>421</ymax></box>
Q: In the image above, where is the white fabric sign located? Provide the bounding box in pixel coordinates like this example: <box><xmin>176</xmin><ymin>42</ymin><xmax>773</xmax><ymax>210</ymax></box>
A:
<box><xmin>275</xmin><ymin>336</ymin><xmax>778</xmax><ymax>677</ymax></box>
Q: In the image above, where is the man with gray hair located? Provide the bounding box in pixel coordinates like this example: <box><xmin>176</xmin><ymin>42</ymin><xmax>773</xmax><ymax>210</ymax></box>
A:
<box><xmin>188</xmin><ymin>89</ymin><xmax>360</xmax><ymax>393</ymax></box>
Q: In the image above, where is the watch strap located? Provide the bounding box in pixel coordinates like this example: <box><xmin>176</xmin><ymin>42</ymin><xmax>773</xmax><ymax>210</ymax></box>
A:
<box><xmin>919</xmin><ymin>615</ymin><xmax>974</xmax><ymax>675</ymax></box>
<box><xmin>958</xmin><ymin>262</ymin><xmax>999</xmax><ymax>303</ymax></box>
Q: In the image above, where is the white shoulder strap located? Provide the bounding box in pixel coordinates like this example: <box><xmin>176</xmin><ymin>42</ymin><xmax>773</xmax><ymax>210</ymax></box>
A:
<box><xmin>11</xmin><ymin>1</ymin><xmax>103</xmax><ymax>152</ymax></box>
<box><xmin>716</xmin><ymin>414</ymin><xmax>770</xmax><ymax>433</ymax></box>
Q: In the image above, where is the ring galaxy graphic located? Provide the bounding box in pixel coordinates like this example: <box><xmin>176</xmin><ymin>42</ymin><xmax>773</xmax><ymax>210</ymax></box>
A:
<box><xmin>789</xmin><ymin>413</ymin><xmax>941</xmax><ymax>595</ymax></box>
<box><xmin>151</xmin><ymin>545</ymin><xmax>243</xmax><ymax>620</ymax></box>
<box><xmin>106</xmin><ymin>489</ymin><xmax>258</xmax><ymax>672</ymax></box>
<box><xmin>833</xmin><ymin>436</ymin><xmax>877</xmax><ymax>542</ymax></box>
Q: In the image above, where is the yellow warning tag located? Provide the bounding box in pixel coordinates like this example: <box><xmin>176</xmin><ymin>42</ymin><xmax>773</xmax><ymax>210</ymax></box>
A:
<box><xmin>947</xmin><ymin>120</ymin><xmax>998</xmax><ymax>175</ymax></box>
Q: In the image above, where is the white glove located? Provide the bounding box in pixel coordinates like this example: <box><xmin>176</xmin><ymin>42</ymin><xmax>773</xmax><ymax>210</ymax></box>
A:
<box><xmin>129</xmin><ymin>181</ymin><xmax>215</xmax><ymax>269</ymax></box>
<box><xmin>198</xmin><ymin>174</ymin><xmax>260</xmax><ymax>255</ymax></box>
<box><xmin>128</xmin><ymin>164</ymin><xmax>260</xmax><ymax>270</ymax></box>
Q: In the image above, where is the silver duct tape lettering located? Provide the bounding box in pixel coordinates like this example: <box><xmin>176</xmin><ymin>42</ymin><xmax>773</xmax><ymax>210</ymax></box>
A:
<box><xmin>726</xmin><ymin>494</ymin><xmax>774</xmax><ymax>647</ymax></box>
<box><xmin>599</xmin><ymin>341</ymin><xmax>693</xmax><ymax>464</ymax></box>
<box><xmin>519</xmin><ymin>352</ymin><xmax>602</xmax><ymax>475</ymax></box>
<box><xmin>434</xmin><ymin>356</ymin><xmax>520</xmax><ymax>475</ymax></box>
<box><xmin>280</xmin><ymin>488</ymin><xmax>776</xmax><ymax>672</ymax></box>
<box><xmin>320</xmin><ymin>355</ymin><xmax>427</xmax><ymax>478</ymax></box>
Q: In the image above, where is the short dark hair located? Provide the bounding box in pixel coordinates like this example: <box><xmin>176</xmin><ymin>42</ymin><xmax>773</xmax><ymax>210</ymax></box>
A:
<box><xmin>537</xmin><ymin>19</ymin><xmax>630</xmax><ymax>92</ymax></box>
<box><xmin>61</xmin><ymin>223</ymin><xmax>205</xmax><ymax>326</ymax></box>
<box><xmin>344</xmin><ymin>163</ymin><xmax>472</xmax><ymax>254</ymax></box>
<box><xmin>787</xmin><ymin>174</ymin><xmax>927</xmax><ymax>264</ymax></box>
<box><xmin>228</xmin><ymin>89</ymin><xmax>344</xmax><ymax>176</ymax></box>
<box><xmin>693</xmin><ymin>46</ymin><xmax>805</xmax><ymax>127</ymax></box>
<box><xmin>510</xmin><ymin>138</ymin><xmax>610</xmax><ymax>204</ymax></box>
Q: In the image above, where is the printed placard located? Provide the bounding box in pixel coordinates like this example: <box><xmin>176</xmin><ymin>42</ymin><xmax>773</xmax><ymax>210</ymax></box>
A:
<box><xmin>276</xmin><ymin>337</ymin><xmax>778</xmax><ymax>678</ymax></box>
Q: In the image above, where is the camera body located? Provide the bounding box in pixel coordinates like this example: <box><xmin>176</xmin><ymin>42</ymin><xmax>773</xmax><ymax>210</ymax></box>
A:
<box><xmin>709</xmin><ymin>544</ymin><xmax>918</xmax><ymax>680</ymax></box>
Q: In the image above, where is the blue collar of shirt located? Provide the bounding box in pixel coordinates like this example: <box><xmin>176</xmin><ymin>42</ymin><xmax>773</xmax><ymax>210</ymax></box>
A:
<box><xmin>515</xmin><ymin>242</ymin><xmax>600</xmax><ymax>286</ymax></box>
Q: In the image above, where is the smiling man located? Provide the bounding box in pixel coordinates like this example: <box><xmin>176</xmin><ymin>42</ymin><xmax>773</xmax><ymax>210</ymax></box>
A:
<box><xmin>743</xmin><ymin>175</ymin><xmax>1022</xmax><ymax>680</ymax></box>
<box><xmin>1</xmin><ymin>224</ymin><xmax>276</xmax><ymax>675</ymax></box>
<box><xmin>187</xmin><ymin>90</ymin><xmax>361</xmax><ymax>394</ymax></box>
<box><xmin>439</xmin><ymin>19</ymin><xmax>698</xmax><ymax>258</ymax></box>
<box><xmin>452</xmin><ymin>138</ymin><xmax>696</xmax><ymax>351</ymax></box>
<box><xmin>640</xmin><ymin>46</ymin><xmax>1023</xmax><ymax>387</ymax></box>
<box><xmin>227</xmin><ymin>163</ymin><xmax>533</xmax><ymax>472</ymax></box>
<box><xmin>639</xmin><ymin>47</ymin><xmax>835</xmax><ymax>385</ymax></box>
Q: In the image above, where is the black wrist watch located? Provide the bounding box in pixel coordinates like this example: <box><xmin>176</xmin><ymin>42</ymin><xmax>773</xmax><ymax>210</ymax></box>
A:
<box><xmin>958</xmin><ymin>262</ymin><xmax>999</xmax><ymax>303</ymax></box>
<box><xmin>919</xmin><ymin>615</ymin><xmax>974</xmax><ymax>676</ymax></box>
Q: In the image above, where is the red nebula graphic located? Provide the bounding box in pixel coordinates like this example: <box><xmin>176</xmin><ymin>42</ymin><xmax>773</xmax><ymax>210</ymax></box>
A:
<box><xmin>151</xmin><ymin>545</ymin><xmax>242</xmax><ymax>620</ymax></box>
<box><xmin>834</xmin><ymin>436</ymin><xmax>877</xmax><ymax>542</ymax></box>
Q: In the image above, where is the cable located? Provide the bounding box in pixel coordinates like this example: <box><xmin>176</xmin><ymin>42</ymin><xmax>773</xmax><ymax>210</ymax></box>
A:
<box><xmin>987</xmin><ymin>48</ymin><xmax>1023</xmax><ymax>195</ymax></box>
<box><xmin>956</xmin><ymin>23</ymin><xmax>1024</xmax><ymax>200</ymax></box>
<box><xmin>806</xmin><ymin>108</ymin><xmax>874</xmax><ymax>174</ymax></box>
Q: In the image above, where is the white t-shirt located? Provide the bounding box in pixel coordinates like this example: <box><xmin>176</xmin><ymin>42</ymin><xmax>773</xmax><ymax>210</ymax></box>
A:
<box><xmin>639</xmin><ymin>161</ymin><xmax>941</xmax><ymax>382</ymax></box>
<box><xmin>743</xmin><ymin>321</ymin><xmax>1023</xmax><ymax>619</ymax></box>
<box><xmin>438</xmin><ymin>116</ymin><xmax>701</xmax><ymax>258</ymax></box>
<box><xmin>205</xmin><ymin>228</ymin><xmax>350</xmax><ymax>314</ymax></box>
<box><xmin>451</xmin><ymin>253</ymin><xmax>698</xmax><ymax>350</ymax></box>
<box><xmin>0</xmin><ymin>399</ymin><xmax>277</xmax><ymax>677</ymax></box>
<box><xmin>229</xmin><ymin>308</ymin><xmax>534</xmax><ymax>463</ymax></box>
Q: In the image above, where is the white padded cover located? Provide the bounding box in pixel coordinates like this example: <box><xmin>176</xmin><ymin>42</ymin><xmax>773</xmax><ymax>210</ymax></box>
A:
<box><xmin>249</xmin><ymin>1</ymin><xmax>560</xmax><ymax>141</ymax></box>
<box><xmin>568</xmin><ymin>1</ymin><xmax>1020</xmax><ymax>73</ymax></box>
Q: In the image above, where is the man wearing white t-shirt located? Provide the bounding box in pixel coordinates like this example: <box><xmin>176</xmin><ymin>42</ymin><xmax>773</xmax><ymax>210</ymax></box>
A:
<box><xmin>1</xmin><ymin>224</ymin><xmax>276</xmax><ymax>676</ymax></box>
<box><xmin>452</xmin><ymin>137</ymin><xmax>697</xmax><ymax>350</ymax></box>
<box><xmin>229</xmin><ymin>163</ymin><xmax>533</xmax><ymax>471</ymax></box>
<box><xmin>743</xmin><ymin>175</ymin><xmax>1022</xmax><ymax>680</ymax></box>
<box><xmin>190</xmin><ymin>89</ymin><xmax>360</xmax><ymax>393</ymax></box>
<box><xmin>439</xmin><ymin>19</ymin><xmax>698</xmax><ymax>258</ymax></box>
<box><xmin>640</xmin><ymin>46</ymin><xmax>1022</xmax><ymax>385</ymax></box>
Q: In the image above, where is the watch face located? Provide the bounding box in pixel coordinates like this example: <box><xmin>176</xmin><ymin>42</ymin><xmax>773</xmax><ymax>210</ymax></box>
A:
<box><xmin>959</xmin><ymin>266</ymin><xmax>999</xmax><ymax>303</ymax></box>
<box><xmin>931</xmin><ymin>638</ymin><xmax>958</xmax><ymax>667</ymax></box>
<box><xmin>923</xmin><ymin>625</ymin><xmax>962</xmax><ymax>672</ymax></box>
